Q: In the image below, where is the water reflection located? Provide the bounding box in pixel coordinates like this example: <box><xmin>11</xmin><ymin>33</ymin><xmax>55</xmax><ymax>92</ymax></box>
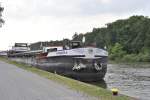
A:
<box><xmin>88</xmin><ymin>79</ymin><xmax>107</xmax><ymax>89</ymax></box>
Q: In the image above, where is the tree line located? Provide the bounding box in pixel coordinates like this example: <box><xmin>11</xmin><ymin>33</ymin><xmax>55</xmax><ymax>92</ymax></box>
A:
<box><xmin>72</xmin><ymin>16</ymin><xmax>150</xmax><ymax>62</ymax></box>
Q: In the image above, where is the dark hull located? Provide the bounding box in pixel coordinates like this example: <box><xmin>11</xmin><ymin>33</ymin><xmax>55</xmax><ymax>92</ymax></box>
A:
<box><xmin>9</xmin><ymin>56</ymin><xmax>108</xmax><ymax>82</ymax></box>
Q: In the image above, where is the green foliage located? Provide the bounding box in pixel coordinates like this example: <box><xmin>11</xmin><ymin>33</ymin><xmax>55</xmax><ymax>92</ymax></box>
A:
<box><xmin>80</xmin><ymin>15</ymin><xmax>150</xmax><ymax>62</ymax></box>
<box><xmin>0</xmin><ymin>5</ymin><xmax>4</xmax><ymax>27</ymax></box>
<box><xmin>109</xmin><ymin>43</ymin><xmax>126</xmax><ymax>60</ymax></box>
<box><xmin>72</xmin><ymin>33</ymin><xmax>84</xmax><ymax>41</ymax></box>
<box><xmin>122</xmin><ymin>54</ymin><xmax>139</xmax><ymax>62</ymax></box>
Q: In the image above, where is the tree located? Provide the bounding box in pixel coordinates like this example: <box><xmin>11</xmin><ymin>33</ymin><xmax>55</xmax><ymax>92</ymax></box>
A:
<box><xmin>110</xmin><ymin>43</ymin><xmax>126</xmax><ymax>59</ymax></box>
<box><xmin>0</xmin><ymin>4</ymin><xmax>4</xmax><ymax>27</ymax></box>
<box><xmin>82</xmin><ymin>15</ymin><xmax>150</xmax><ymax>61</ymax></box>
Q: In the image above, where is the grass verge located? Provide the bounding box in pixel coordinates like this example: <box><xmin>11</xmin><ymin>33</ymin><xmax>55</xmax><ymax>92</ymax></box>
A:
<box><xmin>0</xmin><ymin>57</ymin><xmax>135</xmax><ymax>100</ymax></box>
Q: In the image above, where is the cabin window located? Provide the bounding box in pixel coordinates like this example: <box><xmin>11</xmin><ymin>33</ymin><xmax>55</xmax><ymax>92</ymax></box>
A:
<box><xmin>15</xmin><ymin>43</ymin><xmax>27</xmax><ymax>47</ymax></box>
<box><xmin>71</xmin><ymin>42</ymin><xmax>81</xmax><ymax>49</ymax></box>
<box><xmin>47</xmin><ymin>48</ymin><xmax>57</xmax><ymax>52</ymax></box>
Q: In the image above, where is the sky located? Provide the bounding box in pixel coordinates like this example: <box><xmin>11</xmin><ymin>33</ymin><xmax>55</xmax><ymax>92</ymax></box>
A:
<box><xmin>0</xmin><ymin>0</ymin><xmax>150</xmax><ymax>50</ymax></box>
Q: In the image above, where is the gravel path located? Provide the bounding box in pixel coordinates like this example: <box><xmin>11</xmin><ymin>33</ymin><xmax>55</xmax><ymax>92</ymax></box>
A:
<box><xmin>0</xmin><ymin>61</ymin><xmax>97</xmax><ymax>100</ymax></box>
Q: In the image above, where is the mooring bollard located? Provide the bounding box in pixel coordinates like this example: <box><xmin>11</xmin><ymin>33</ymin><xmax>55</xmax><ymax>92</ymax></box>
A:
<box><xmin>111</xmin><ymin>88</ymin><xmax>118</xmax><ymax>96</ymax></box>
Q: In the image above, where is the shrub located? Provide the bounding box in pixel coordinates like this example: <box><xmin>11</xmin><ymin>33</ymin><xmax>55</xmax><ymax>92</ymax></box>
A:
<box><xmin>122</xmin><ymin>54</ymin><xmax>137</xmax><ymax>62</ymax></box>
<box><xmin>110</xmin><ymin>43</ymin><xmax>126</xmax><ymax>60</ymax></box>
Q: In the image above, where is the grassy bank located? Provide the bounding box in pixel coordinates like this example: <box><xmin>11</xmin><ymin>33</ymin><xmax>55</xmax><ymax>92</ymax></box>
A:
<box><xmin>0</xmin><ymin>57</ymin><xmax>135</xmax><ymax>100</ymax></box>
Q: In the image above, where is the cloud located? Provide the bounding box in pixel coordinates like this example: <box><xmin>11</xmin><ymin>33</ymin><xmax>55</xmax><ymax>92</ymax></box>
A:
<box><xmin>79</xmin><ymin>0</ymin><xmax>149</xmax><ymax>15</ymax></box>
<box><xmin>5</xmin><ymin>0</ymin><xmax>150</xmax><ymax>19</ymax></box>
<box><xmin>108</xmin><ymin>0</ymin><xmax>149</xmax><ymax>14</ymax></box>
<box><xmin>1</xmin><ymin>12</ymin><xmax>121</xmax><ymax>49</ymax></box>
<box><xmin>1</xmin><ymin>0</ymin><xmax>150</xmax><ymax>50</ymax></box>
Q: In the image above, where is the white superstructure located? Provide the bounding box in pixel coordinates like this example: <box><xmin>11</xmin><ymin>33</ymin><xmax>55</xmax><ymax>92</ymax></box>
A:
<box><xmin>47</xmin><ymin>47</ymin><xmax>108</xmax><ymax>59</ymax></box>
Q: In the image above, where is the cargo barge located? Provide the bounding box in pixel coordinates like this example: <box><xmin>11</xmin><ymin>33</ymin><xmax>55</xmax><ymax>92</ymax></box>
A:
<box><xmin>8</xmin><ymin>41</ymin><xmax>108</xmax><ymax>82</ymax></box>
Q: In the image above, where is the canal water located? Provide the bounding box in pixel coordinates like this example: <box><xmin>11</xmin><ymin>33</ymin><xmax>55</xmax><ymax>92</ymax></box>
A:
<box><xmin>104</xmin><ymin>64</ymin><xmax>150</xmax><ymax>100</ymax></box>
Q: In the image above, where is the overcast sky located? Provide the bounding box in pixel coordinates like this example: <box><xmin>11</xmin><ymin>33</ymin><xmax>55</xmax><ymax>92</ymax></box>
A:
<box><xmin>0</xmin><ymin>0</ymin><xmax>150</xmax><ymax>50</ymax></box>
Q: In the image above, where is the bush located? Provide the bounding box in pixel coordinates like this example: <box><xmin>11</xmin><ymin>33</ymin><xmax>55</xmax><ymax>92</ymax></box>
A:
<box><xmin>138</xmin><ymin>53</ymin><xmax>150</xmax><ymax>62</ymax></box>
<box><xmin>109</xmin><ymin>43</ymin><xmax>126</xmax><ymax>60</ymax></box>
<box><xmin>109</xmin><ymin>43</ymin><xmax>150</xmax><ymax>62</ymax></box>
<box><xmin>122</xmin><ymin>53</ymin><xmax>150</xmax><ymax>62</ymax></box>
<box><xmin>122</xmin><ymin>54</ymin><xmax>137</xmax><ymax>62</ymax></box>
